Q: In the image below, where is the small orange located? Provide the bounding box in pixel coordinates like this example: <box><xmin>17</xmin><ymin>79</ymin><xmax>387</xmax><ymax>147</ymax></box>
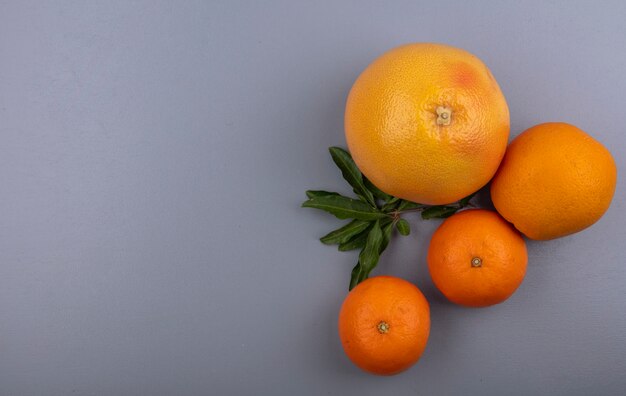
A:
<box><xmin>427</xmin><ymin>209</ymin><xmax>527</xmax><ymax>307</ymax></box>
<box><xmin>491</xmin><ymin>122</ymin><xmax>617</xmax><ymax>240</ymax></box>
<box><xmin>338</xmin><ymin>276</ymin><xmax>430</xmax><ymax>375</ymax></box>
<box><xmin>345</xmin><ymin>43</ymin><xmax>510</xmax><ymax>205</ymax></box>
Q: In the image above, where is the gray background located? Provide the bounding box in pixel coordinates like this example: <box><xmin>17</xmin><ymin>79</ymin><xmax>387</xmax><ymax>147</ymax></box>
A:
<box><xmin>1</xmin><ymin>1</ymin><xmax>625</xmax><ymax>395</ymax></box>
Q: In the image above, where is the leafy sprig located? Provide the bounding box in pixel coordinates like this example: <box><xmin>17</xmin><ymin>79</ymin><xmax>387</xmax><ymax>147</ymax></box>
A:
<box><xmin>302</xmin><ymin>147</ymin><xmax>476</xmax><ymax>290</ymax></box>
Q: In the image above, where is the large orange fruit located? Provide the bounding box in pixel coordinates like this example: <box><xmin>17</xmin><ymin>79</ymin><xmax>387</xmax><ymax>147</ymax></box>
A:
<box><xmin>338</xmin><ymin>276</ymin><xmax>430</xmax><ymax>375</ymax></box>
<box><xmin>491</xmin><ymin>122</ymin><xmax>617</xmax><ymax>240</ymax></box>
<box><xmin>427</xmin><ymin>209</ymin><xmax>527</xmax><ymax>307</ymax></box>
<box><xmin>345</xmin><ymin>43</ymin><xmax>510</xmax><ymax>205</ymax></box>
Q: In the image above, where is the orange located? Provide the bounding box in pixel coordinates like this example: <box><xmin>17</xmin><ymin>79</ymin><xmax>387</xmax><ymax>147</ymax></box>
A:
<box><xmin>338</xmin><ymin>276</ymin><xmax>430</xmax><ymax>375</ymax></box>
<box><xmin>345</xmin><ymin>43</ymin><xmax>510</xmax><ymax>205</ymax></box>
<box><xmin>427</xmin><ymin>209</ymin><xmax>527</xmax><ymax>307</ymax></box>
<box><xmin>491</xmin><ymin>122</ymin><xmax>617</xmax><ymax>240</ymax></box>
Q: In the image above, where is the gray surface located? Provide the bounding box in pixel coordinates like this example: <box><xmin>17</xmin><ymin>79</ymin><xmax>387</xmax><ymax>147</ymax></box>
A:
<box><xmin>1</xmin><ymin>1</ymin><xmax>625</xmax><ymax>395</ymax></box>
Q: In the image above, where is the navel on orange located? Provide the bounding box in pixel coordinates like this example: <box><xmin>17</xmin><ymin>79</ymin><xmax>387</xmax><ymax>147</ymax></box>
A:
<box><xmin>345</xmin><ymin>43</ymin><xmax>510</xmax><ymax>205</ymax></box>
<box><xmin>338</xmin><ymin>276</ymin><xmax>430</xmax><ymax>375</ymax></box>
<box><xmin>427</xmin><ymin>209</ymin><xmax>527</xmax><ymax>307</ymax></box>
<box><xmin>491</xmin><ymin>122</ymin><xmax>617</xmax><ymax>240</ymax></box>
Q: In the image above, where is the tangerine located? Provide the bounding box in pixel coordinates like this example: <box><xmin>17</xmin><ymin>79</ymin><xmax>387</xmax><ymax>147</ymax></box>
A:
<box><xmin>338</xmin><ymin>276</ymin><xmax>430</xmax><ymax>375</ymax></box>
<box><xmin>427</xmin><ymin>209</ymin><xmax>527</xmax><ymax>307</ymax></box>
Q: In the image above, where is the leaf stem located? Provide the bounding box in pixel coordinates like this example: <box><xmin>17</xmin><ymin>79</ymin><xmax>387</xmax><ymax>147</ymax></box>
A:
<box><xmin>304</xmin><ymin>146</ymin><xmax>480</xmax><ymax>290</ymax></box>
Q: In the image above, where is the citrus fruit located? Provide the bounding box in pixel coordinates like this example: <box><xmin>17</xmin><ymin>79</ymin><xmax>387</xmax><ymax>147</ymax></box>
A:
<box><xmin>345</xmin><ymin>43</ymin><xmax>510</xmax><ymax>205</ymax></box>
<box><xmin>338</xmin><ymin>276</ymin><xmax>430</xmax><ymax>375</ymax></box>
<box><xmin>490</xmin><ymin>122</ymin><xmax>617</xmax><ymax>240</ymax></box>
<box><xmin>427</xmin><ymin>209</ymin><xmax>527</xmax><ymax>307</ymax></box>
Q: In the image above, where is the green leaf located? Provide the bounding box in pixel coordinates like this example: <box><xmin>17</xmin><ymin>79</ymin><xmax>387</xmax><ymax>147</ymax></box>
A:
<box><xmin>338</xmin><ymin>217</ymin><xmax>390</xmax><ymax>251</ymax></box>
<box><xmin>396</xmin><ymin>218</ymin><xmax>410</xmax><ymax>236</ymax></box>
<box><xmin>349</xmin><ymin>262</ymin><xmax>364</xmax><ymax>290</ymax></box>
<box><xmin>421</xmin><ymin>205</ymin><xmax>459</xmax><ymax>219</ymax></box>
<box><xmin>379</xmin><ymin>221</ymin><xmax>394</xmax><ymax>252</ymax></box>
<box><xmin>319</xmin><ymin>219</ymin><xmax>371</xmax><ymax>245</ymax></box>
<box><xmin>348</xmin><ymin>220</ymin><xmax>394</xmax><ymax>290</ymax></box>
<box><xmin>385</xmin><ymin>196</ymin><xmax>400</xmax><ymax>205</ymax></box>
<box><xmin>302</xmin><ymin>195</ymin><xmax>387</xmax><ymax>220</ymax></box>
<box><xmin>381</xmin><ymin>197</ymin><xmax>401</xmax><ymax>212</ymax></box>
<box><xmin>397</xmin><ymin>200</ymin><xmax>424</xmax><ymax>211</ymax></box>
<box><xmin>338</xmin><ymin>228</ymin><xmax>370</xmax><ymax>251</ymax></box>
<box><xmin>363</xmin><ymin>177</ymin><xmax>391</xmax><ymax>201</ymax></box>
<box><xmin>458</xmin><ymin>192</ymin><xmax>477</xmax><ymax>207</ymax></box>
<box><xmin>356</xmin><ymin>220</ymin><xmax>383</xmax><ymax>280</ymax></box>
<box><xmin>305</xmin><ymin>190</ymin><xmax>340</xmax><ymax>199</ymax></box>
<box><xmin>329</xmin><ymin>147</ymin><xmax>376</xmax><ymax>207</ymax></box>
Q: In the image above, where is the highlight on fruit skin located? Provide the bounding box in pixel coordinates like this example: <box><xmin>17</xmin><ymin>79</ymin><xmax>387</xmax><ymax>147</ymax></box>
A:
<box><xmin>338</xmin><ymin>276</ymin><xmax>430</xmax><ymax>375</ymax></box>
<box><xmin>344</xmin><ymin>42</ymin><xmax>510</xmax><ymax>205</ymax></box>
<box><xmin>427</xmin><ymin>209</ymin><xmax>528</xmax><ymax>307</ymax></box>
<box><xmin>490</xmin><ymin>122</ymin><xmax>617</xmax><ymax>240</ymax></box>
